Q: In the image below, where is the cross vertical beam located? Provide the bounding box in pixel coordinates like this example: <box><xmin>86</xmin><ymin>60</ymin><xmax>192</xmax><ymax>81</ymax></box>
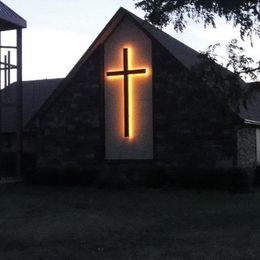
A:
<box><xmin>123</xmin><ymin>48</ymin><xmax>129</xmax><ymax>137</ymax></box>
<box><xmin>107</xmin><ymin>48</ymin><xmax>146</xmax><ymax>138</ymax></box>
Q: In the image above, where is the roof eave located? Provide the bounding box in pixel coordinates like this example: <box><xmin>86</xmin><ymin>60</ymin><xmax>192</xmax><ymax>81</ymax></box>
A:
<box><xmin>244</xmin><ymin>119</ymin><xmax>260</xmax><ymax>127</ymax></box>
<box><xmin>0</xmin><ymin>18</ymin><xmax>26</xmax><ymax>31</ymax></box>
<box><xmin>0</xmin><ymin>1</ymin><xmax>27</xmax><ymax>30</ymax></box>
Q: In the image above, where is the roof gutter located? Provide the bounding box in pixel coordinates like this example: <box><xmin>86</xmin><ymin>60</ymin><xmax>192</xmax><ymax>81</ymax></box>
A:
<box><xmin>244</xmin><ymin>119</ymin><xmax>260</xmax><ymax>127</ymax></box>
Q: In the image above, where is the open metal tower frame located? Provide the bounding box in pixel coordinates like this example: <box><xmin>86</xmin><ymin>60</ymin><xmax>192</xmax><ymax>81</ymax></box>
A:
<box><xmin>0</xmin><ymin>1</ymin><xmax>26</xmax><ymax>178</ymax></box>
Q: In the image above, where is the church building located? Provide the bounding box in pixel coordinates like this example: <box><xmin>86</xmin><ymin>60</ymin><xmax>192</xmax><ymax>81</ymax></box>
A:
<box><xmin>2</xmin><ymin>7</ymin><xmax>260</xmax><ymax>174</ymax></box>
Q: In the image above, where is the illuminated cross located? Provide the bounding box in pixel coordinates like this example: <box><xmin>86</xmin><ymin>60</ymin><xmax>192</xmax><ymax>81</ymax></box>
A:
<box><xmin>106</xmin><ymin>48</ymin><xmax>146</xmax><ymax>138</ymax></box>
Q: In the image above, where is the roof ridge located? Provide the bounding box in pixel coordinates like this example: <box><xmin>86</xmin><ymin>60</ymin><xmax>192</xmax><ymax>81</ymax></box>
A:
<box><xmin>122</xmin><ymin>7</ymin><xmax>202</xmax><ymax>69</ymax></box>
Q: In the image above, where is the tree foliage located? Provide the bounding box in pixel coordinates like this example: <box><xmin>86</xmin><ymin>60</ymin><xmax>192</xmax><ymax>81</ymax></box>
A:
<box><xmin>196</xmin><ymin>40</ymin><xmax>254</xmax><ymax>111</ymax></box>
<box><xmin>135</xmin><ymin>0</ymin><xmax>260</xmax><ymax>40</ymax></box>
<box><xmin>202</xmin><ymin>39</ymin><xmax>259</xmax><ymax>81</ymax></box>
<box><xmin>135</xmin><ymin>0</ymin><xmax>260</xmax><ymax>82</ymax></box>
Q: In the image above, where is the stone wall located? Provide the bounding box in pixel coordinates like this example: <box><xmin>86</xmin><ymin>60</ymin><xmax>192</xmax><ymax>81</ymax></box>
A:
<box><xmin>1</xmin><ymin>133</ymin><xmax>36</xmax><ymax>175</ymax></box>
<box><xmin>34</xmin><ymin>47</ymin><xmax>103</xmax><ymax>168</ymax></box>
<box><xmin>33</xmin><ymin>40</ymin><xmax>243</xmax><ymax>170</ymax></box>
<box><xmin>152</xmin><ymin>41</ymin><xmax>238</xmax><ymax>168</ymax></box>
<box><xmin>237</xmin><ymin>127</ymin><xmax>256</xmax><ymax>168</ymax></box>
<box><xmin>2</xmin><ymin>133</ymin><xmax>35</xmax><ymax>154</ymax></box>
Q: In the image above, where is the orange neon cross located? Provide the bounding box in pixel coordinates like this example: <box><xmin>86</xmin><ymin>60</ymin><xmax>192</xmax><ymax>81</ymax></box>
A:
<box><xmin>106</xmin><ymin>48</ymin><xmax>146</xmax><ymax>138</ymax></box>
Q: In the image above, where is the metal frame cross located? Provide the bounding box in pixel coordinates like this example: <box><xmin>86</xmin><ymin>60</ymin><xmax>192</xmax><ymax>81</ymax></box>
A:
<box><xmin>106</xmin><ymin>48</ymin><xmax>146</xmax><ymax>138</ymax></box>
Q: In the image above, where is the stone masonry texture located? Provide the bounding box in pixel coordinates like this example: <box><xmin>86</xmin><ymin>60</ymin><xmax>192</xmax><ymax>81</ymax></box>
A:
<box><xmin>32</xmin><ymin>41</ymin><xmax>252</xmax><ymax>170</ymax></box>
<box><xmin>152</xmin><ymin>41</ymin><xmax>239</xmax><ymax>168</ymax></box>
<box><xmin>34</xmin><ymin>47</ymin><xmax>103</xmax><ymax>169</ymax></box>
<box><xmin>237</xmin><ymin>127</ymin><xmax>256</xmax><ymax>168</ymax></box>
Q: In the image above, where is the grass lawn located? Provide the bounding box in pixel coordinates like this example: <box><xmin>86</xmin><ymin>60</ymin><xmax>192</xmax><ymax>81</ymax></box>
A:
<box><xmin>1</xmin><ymin>184</ymin><xmax>260</xmax><ymax>259</ymax></box>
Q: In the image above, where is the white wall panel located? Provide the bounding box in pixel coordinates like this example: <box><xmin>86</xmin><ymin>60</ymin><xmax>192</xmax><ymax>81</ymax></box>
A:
<box><xmin>104</xmin><ymin>18</ymin><xmax>153</xmax><ymax>159</ymax></box>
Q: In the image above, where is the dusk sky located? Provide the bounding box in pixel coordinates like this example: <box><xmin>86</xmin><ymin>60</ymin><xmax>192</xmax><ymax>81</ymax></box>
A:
<box><xmin>2</xmin><ymin>0</ymin><xmax>260</xmax><ymax>81</ymax></box>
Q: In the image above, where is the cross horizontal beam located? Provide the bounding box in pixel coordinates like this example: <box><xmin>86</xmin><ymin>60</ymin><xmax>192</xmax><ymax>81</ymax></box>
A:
<box><xmin>107</xmin><ymin>68</ymin><xmax>146</xmax><ymax>76</ymax></box>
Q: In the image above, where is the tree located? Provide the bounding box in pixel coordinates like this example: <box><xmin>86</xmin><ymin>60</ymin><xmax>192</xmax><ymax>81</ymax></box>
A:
<box><xmin>135</xmin><ymin>0</ymin><xmax>260</xmax><ymax>40</ymax></box>
<box><xmin>134</xmin><ymin>0</ymin><xmax>260</xmax><ymax>110</ymax></box>
<box><xmin>134</xmin><ymin>0</ymin><xmax>260</xmax><ymax>78</ymax></box>
<box><xmin>196</xmin><ymin>40</ymin><xmax>255</xmax><ymax>111</ymax></box>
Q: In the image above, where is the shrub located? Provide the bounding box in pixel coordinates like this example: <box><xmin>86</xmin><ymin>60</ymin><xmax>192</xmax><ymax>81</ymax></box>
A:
<box><xmin>1</xmin><ymin>153</ymin><xmax>16</xmax><ymax>176</ymax></box>
<box><xmin>22</xmin><ymin>153</ymin><xmax>37</xmax><ymax>173</ymax></box>
<box><xmin>59</xmin><ymin>163</ymin><xmax>81</xmax><ymax>185</ymax></box>
<box><xmin>168</xmin><ymin>167</ymin><xmax>253</xmax><ymax>192</ymax></box>
<box><xmin>254</xmin><ymin>166</ymin><xmax>260</xmax><ymax>187</ymax></box>
<box><xmin>25</xmin><ymin>162</ymin><xmax>103</xmax><ymax>186</ymax></box>
<box><xmin>77</xmin><ymin>165</ymin><xmax>98</xmax><ymax>185</ymax></box>
<box><xmin>24</xmin><ymin>163</ymin><xmax>254</xmax><ymax>192</ymax></box>
<box><xmin>94</xmin><ymin>164</ymin><xmax>131</xmax><ymax>189</ymax></box>
<box><xmin>137</xmin><ymin>164</ymin><xmax>173</xmax><ymax>188</ymax></box>
<box><xmin>26</xmin><ymin>166</ymin><xmax>60</xmax><ymax>185</ymax></box>
<box><xmin>227</xmin><ymin>168</ymin><xmax>253</xmax><ymax>192</ymax></box>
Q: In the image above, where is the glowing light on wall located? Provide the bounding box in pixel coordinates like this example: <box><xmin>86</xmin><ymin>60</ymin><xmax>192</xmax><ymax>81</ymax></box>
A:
<box><xmin>106</xmin><ymin>47</ymin><xmax>147</xmax><ymax>139</ymax></box>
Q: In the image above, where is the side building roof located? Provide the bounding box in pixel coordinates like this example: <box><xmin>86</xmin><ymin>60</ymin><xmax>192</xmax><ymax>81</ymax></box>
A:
<box><xmin>1</xmin><ymin>78</ymin><xmax>62</xmax><ymax>132</ymax></box>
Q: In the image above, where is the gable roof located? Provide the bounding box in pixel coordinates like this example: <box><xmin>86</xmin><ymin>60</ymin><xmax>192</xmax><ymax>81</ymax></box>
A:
<box><xmin>1</xmin><ymin>78</ymin><xmax>62</xmax><ymax>132</ymax></box>
<box><xmin>0</xmin><ymin>1</ymin><xmax>26</xmax><ymax>31</ymax></box>
<box><xmin>126</xmin><ymin>10</ymin><xmax>200</xmax><ymax>69</ymax></box>
<box><xmin>29</xmin><ymin>7</ymin><xmax>202</xmax><ymax>123</ymax></box>
<box><xmin>27</xmin><ymin>7</ymin><xmax>260</xmax><ymax>127</ymax></box>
